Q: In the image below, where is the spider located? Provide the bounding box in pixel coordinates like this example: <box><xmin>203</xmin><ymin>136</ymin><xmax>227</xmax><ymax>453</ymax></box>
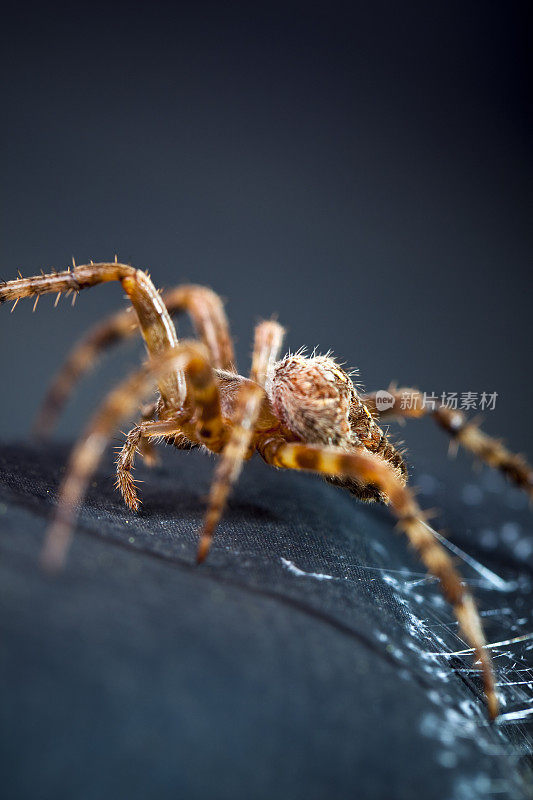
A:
<box><xmin>1</xmin><ymin>261</ymin><xmax>532</xmax><ymax>721</ymax></box>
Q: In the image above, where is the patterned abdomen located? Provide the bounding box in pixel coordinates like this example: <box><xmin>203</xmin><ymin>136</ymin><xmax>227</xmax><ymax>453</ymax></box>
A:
<box><xmin>350</xmin><ymin>393</ymin><xmax>407</xmax><ymax>483</ymax></box>
<box><xmin>267</xmin><ymin>352</ymin><xmax>406</xmax><ymax>488</ymax></box>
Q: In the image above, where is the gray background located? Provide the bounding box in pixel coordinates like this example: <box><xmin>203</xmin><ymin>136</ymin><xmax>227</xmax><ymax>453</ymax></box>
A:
<box><xmin>1</xmin><ymin>8</ymin><xmax>532</xmax><ymax>797</ymax></box>
<box><xmin>1</xmin><ymin>2</ymin><xmax>531</xmax><ymax>465</ymax></box>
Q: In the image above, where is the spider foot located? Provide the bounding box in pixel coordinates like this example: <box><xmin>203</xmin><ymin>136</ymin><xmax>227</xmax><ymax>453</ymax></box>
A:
<box><xmin>196</xmin><ymin>523</ymin><xmax>215</xmax><ymax>564</ymax></box>
<box><xmin>115</xmin><ymin>469</ymin><xmax>141</xmax><ymax>512</ymax></box>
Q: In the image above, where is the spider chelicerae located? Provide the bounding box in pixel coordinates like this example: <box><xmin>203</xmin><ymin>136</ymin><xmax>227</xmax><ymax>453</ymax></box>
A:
<box><xmin>2</xmin><ymin>261</ymin><xmax>532</xmax><ymax>720</ymax></box>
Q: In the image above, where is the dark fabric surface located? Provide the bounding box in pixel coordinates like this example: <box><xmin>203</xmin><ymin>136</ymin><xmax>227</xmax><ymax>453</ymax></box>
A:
<box><xmin>0</xmin><ymin>442</ymin><xmax>532</xmax><ymax>800</ymax></box>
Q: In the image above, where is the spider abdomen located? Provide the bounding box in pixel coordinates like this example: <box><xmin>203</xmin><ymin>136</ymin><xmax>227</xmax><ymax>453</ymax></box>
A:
<box><xmin>267</xmin><ymin>354</ymin><xmax>356</xmax><ymax>448</ymax></box>
<box><xmin>268</xmin><ymin>353</ymin><xmax>406</xmax><ymax>484</ymax></box>
<box><xmin>350</xmin><ymin>394</ymin><xmax>407</xmax><ymax>482</ymax></box>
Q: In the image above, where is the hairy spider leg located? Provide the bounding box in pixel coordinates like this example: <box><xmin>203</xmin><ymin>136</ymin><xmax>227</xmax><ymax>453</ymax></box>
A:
<box><xmin>197</xmin><ymin>321</ymin><xmax>286</xmax><ymax>562</ymax></box>
<box><xmin>34</xmin><ymin>306</ymin><xmax>138</xmax><ymax>439</ymax></box>
<box><xmin>115</xmin><ymin>418</ymin><xmax>192</xmax><ymax>511</ymax></box>
<box><xmin>363</xmin><ymin>388</ymin><xmax>533</xmax><ymax>499</ymax></box>
<box><xmin>33</xmin><ymin>284</ymin><xmax>236</xmax><ymax>438</ymax></box>
<box><xmin>250</xmin><ymin>317</ymin><xmax>285</xmax><ymax>386</ymax></box>
<box><xmin>256</xmin><ymin>435</ymin><xmax>499</xmax><ymax>720</ymax></box>
<box><xmin>167</xmin><ymin>285</ymin><xmax>235</xmax><ymax>372</ymax></box>
<box><xmin>135</xmin><ymin>401</ymin><xmax>162</xmax><ymax>467</ymax></box>
<box><xmin>40</xmin><ymin>342</ymin><xmax>223</xmax><ymax>572</ymax></box>
<box><xmin>0</xmin><ymin>263</ymin><xmax>184</xmax><ymax>410</ymax></box>
<box><xmin>115</xmin><ymin>343</ymin><xmax>228</xmax><ymax>511</ymax></box>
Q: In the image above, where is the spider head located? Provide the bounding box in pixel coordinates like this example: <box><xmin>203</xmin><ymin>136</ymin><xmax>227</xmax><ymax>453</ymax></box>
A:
<box><xmin>267</xmin><ymin>353</ymin><xmax>357</xmax><ymax>446</ymax></box>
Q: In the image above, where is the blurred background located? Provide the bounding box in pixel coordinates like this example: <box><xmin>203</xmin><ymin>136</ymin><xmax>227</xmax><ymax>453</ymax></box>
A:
<box><xmin>1</xmin><ymin>1</ymin><xmax>531</xmax><ymax>464</ymax></box>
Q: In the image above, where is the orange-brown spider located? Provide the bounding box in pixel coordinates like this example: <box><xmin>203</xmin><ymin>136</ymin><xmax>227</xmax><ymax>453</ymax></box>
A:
<box><xmin>1</xmin><ymin>261</ymin><xmax>532</xmax><ymax>721</ymax></box>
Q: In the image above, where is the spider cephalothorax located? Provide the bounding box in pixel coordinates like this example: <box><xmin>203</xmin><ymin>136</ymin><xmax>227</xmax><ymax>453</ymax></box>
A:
<box><xmin>2</xmin><ymin>260</ymin><xmax>533</xmax><ymax>720</ymax></box>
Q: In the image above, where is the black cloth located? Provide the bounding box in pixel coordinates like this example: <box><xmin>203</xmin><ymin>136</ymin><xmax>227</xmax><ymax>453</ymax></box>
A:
<box><xmin>0</xmin><ymin>442</ymin><xmax>531</xmax><ymax>800</ymax></box>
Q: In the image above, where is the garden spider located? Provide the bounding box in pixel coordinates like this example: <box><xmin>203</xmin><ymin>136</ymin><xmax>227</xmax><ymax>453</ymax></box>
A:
<box><xmin>1</xmin><ymin>261</ymin><xmax>532</xmax><ymax>720</ymax></box>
